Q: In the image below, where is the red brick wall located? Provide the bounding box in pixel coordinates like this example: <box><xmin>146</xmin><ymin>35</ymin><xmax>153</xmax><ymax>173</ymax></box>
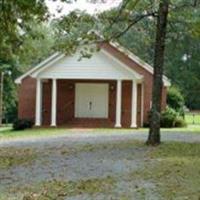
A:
<box><xmin>57</xmin><ymin>80</ymin><xmax>75</xmax><ymax>125</ymax></box>
<box><xmin>121</xmin><ymin>81</ymin><xmax>132</xmax><ymax>127</ymax></box>
<box><xmin>108</xmin><ymin>81</ymin><xmax>116</xmax><ymax>123</ymax></box>
<box><xmin>42</xmin><ymin>80</ymin><xmax>52</xmax><ymax>125</ymax></box>
<box><xmin>18</xmin><ymin>76</ymin><xmax>36</xmax><ymax>121</ymax></box>
<box><xmin>18</xmin><ymin>77</ymin><xmax>167</xmax><ymax>127</ymax></box>
<box><xmin>137</xmin><ymin>84</ymin><xmax>142</xmax><ymax>127</ymax></box>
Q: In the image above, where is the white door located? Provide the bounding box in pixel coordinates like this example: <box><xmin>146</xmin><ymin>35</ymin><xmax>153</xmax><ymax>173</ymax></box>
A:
<box><xmin>75</xmin><ymin>83</ymin><xmax>109</xmax><ymax>118</ymax></box>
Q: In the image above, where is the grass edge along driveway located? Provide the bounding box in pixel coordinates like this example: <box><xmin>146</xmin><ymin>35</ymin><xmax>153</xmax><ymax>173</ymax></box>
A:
<box><xmin>0</xmin><ymin>125</ymin><xmax>200</xmax><ymax>141</ymax></box>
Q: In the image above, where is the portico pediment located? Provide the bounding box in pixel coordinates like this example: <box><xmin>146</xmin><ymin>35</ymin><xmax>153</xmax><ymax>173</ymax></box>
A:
<box><xmin>31</xmin><ymin>50</ymin><xmax>143</xmax><ymax>81</ymax></box>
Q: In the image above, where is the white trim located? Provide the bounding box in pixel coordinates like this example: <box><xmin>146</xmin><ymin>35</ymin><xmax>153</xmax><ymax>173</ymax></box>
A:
<box><xmin>15</xmin><ymin>52</ymin><xmax>61</xmax><ymax>84</ymax></box>
<box><xmin>31</xmin><ymin>54</ymin><xmax>65</xmax><ymax>78</ymax></box>
<box><xmin>35</xmin><ymin>78</ymin><xmax>42</xmax><ymax>126</ymax></box>
<box><xmin>115</xmin><ymin>80</ymin><xmax>122</xmax><ymax>127</ymax></box>
<box><xmin>38</xmin><ymin>77</ymin><xmax>138</xmax><ymax>81</ymax></box>
<box><xmin>51</xmin><ymin>79</ymin><xmax>57</xmax><ymax>126</ymax></box>
<box><xmin>131</xmin><ymin>80</ymin><xmax>137</xmax><ymax>128</ymax></box>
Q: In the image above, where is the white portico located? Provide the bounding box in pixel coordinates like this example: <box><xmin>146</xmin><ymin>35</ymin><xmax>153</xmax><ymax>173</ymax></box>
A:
<box><xmin>22</xmin><ymin>48</ymin><xmax>143</xmax><ymax>128</ymax></box>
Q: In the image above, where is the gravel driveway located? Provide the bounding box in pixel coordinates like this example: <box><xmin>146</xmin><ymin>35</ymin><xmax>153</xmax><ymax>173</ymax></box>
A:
<box><xmin>0</xmin><ymin>130</ymin><xmax>199</xmax><ymax>200</ymax></box>
<box><xmin>0</xmin><ymin>130</ymin><xmax>200</xmax><ymax>147</ymax></box>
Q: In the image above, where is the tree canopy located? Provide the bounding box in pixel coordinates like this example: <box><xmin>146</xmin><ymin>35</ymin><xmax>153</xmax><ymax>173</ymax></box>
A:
<box><xmin>0</xmin><ymin>0</ymin><xmax>49</xmax><ymax>122</ymax></box>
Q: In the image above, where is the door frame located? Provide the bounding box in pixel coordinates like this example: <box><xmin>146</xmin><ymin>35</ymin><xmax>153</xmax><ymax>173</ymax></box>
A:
<box><xmin>75</xmin><ymin>83</ymin><xmax>109</xmax><ymax>118</ymax></box>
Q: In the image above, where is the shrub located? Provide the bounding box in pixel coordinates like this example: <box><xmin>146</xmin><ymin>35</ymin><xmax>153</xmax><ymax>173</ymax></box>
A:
<box><xmin>13</xmin><ymin>119</ymin><xmax>34</xmax><ymax>131</ymax></box>
<box><xmin>167</xmin><ymin>86</ymin><xmax>185</xmax><ymax>116</ymax></box>
<box><xmin>143</xmin><ymin>122</ymin><xmax>150</xmax><ymax>128</ymax></box>
<box><xmin>160</xmin><ymin>107</ymin><xmax>177</xmax><ymax>128</ymax></box>
<box><xmin>144</xmin><ymin>107</ymin><xmax>187</xmax><ymax>128</ymax></box>
<box><xmin>174</xmin><ymin>117</ymin><xmax>187</xmax><ymax>128</ymax></box>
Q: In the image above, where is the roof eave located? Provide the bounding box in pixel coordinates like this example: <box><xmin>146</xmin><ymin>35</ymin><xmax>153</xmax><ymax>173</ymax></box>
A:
<box><xmin>109</xmin><ymin>41</ymin><xmax>171</xmax><ymax>87</ymax></box>
<box><xmin>15</xmin><ymin>52</ymin><xmax>62</xmax><ymax>84</ymax></box>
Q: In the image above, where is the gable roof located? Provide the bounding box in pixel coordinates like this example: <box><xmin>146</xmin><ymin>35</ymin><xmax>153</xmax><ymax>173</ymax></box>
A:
<box><xmin>15</xmin><ymin>42</ymin><xmax>170</xmax><ymax>86</ymax></box>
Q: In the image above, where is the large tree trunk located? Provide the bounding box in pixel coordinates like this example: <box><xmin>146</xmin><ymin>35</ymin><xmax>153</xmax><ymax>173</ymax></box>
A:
<box><xmin>147</xmin><ymin>0</ymin><xmax>169</xmax><ymax>145</ymax></box>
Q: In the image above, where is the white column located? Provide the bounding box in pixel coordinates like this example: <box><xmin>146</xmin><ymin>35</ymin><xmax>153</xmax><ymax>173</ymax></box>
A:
<box><xmin>115</xmin><ymin>80</ymin><xmax>122</xmax><ymax>127</ymax></box>
<box><xmin>141</xmin><ymin>83</ymin><xmax>144</xmax><ymax>127</ymax></box>
<box><xmin>51</xmin><ymin>79</ymin><xmax>57</xmax><ymax>126</ymax></box>
<box><xmin>35</xmin><ymin>78</ymin><xmax>42</xmax><ymax>126</ymax></box>
<box><xmin>131</xmin><ymin>80</ymin><xmax>137</xmax><ymax>128</ymax></box>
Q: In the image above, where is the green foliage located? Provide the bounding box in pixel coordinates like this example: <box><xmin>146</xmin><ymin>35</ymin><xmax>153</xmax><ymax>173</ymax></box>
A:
<box><xmin>167</xmin><ymin>86</ymin><xmax>185</xmax><ymax>115</ymax></box>
<box><xmin>161</xmin><ymin>107</ymin><xmax>178</xmax><ymax>128</ymax></box>
<box><xmin>161</xmin><ymin>107</ymin><xmax>187</xmax><ymax>128</ymax></box>
<box><xmin>0</xmin><ymin>0</ymin><xmax>48</xmax><ymax>59</ymax></box>
<box><xmin>0</xmin><ymin>0</ymin><xmax>50</xmax><ymax>123</ymax></box>
<box><xmin>165</xmin><ymin>25</ymin><xmax>200</xmax><ymax>109</ymax></box>
<box><xmin>1</xmin><ymin>23</ymin><xmax>55</xmax><ymax>123</ymax></box>
<box><xmin>13</xmin><ymin>119</ymin><xmax>34</xmax><ymax>131</ymax></box>
<box><xmin>3</xmin><ymin>78</ymin><xmax>18</xmax><ymax>123</ymax></box>
<box><xmin>53</xmin><ymin>10</ymin><xmax>98</xmax><ymax>55</ymax></box>
<box><xmin>18</xmin><ymin>23</ymin><xmax>55</xmax><ymax>70</ymax></box>
<box><xmin>174</xmin><ymin>116</ymin><xmax>187</xmax><ymax>127</ymax></box>
<box><xmin>115</xmin><ymin>1</ymin><xmax>200</xmax><ymax>110</ymax></box>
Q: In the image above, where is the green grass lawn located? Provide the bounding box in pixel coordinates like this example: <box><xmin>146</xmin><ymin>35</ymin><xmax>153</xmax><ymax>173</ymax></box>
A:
<box><xmin>131</xmin><ymin>142</ymin><xmax>200</xmax><ymax>199</ymax></box>
<box><xmin>0</xmin><ymin>127</ymin><xmax>70</xmax><ymax>140</ymax></box>
<box><xmin>161</xmin><ymin>124</ymin><xmax>200</xmax><ymax>132</ymax></box>
<box><xmin>185</xmin><ymin>113</ymin><xmax>200</xmax><ymax>125</ymax></box>
<box><xmin>0</xmin><ymin>112</ymin><xmax>199</xmax><ymax>140</ymax></box>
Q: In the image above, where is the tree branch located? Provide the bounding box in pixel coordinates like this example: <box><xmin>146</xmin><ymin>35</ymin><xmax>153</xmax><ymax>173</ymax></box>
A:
<box><xmin>108</xmin><ymin>0</ymin><xmax>141</xmax><ymax>28</ymax></box>
<box><xmin>108</xmin><ymin>11</ymin><xmax>157</xmax><ymax>40</ymax></box>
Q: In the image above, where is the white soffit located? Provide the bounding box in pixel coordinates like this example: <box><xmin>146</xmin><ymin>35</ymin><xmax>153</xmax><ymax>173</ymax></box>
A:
<box><xmin>32</xmin><ymin>50</ymin><xmax>143</xmax><ymax>81</ymax></box>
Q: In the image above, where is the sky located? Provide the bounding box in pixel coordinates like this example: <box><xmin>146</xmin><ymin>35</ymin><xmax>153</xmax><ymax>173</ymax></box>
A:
<box><xmin>46</xmin><ymin>0</ymin><xmax>122</xmax><ymax>18</ymax></box>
